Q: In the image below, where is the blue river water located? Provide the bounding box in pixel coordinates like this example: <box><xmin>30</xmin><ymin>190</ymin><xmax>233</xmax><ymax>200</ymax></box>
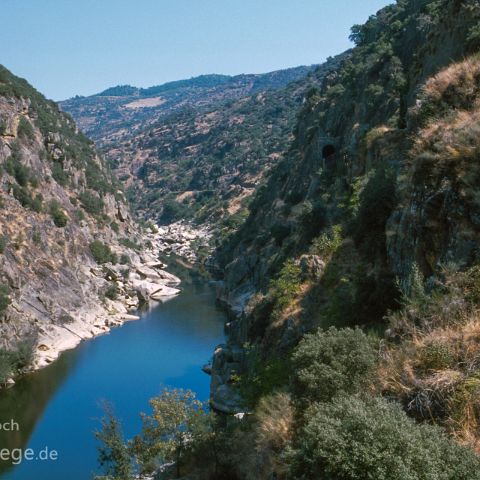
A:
<box><xmin>0</xmin><ymin>265</ymin><xmax>225</xmax><ymax>479</ymax></box>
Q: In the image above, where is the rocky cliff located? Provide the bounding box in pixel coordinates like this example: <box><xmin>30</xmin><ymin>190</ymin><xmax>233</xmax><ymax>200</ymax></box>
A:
<box><xmin>0</xmin><ymin>66</ymin><xmax>180</xmax><ymax>379</ymax></box>
<box><xmin>211</xmin><ymin>0</ymin><xmax>480</xmax><ymax>414</ymax></box>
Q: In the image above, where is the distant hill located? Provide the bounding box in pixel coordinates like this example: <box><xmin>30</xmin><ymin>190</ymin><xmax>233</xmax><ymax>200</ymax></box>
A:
<box><xmin>60</xmin><ymin>65</ymin><xmax>317</xmax><ymax>150</ymax></box>
<box><xmin>108</xmin><ymin>56</ymin><xmax>347</xmax><ymax>228</ymax></box>
<box><xmin>60</xmin><ymin>61</ymin><xmax>347</xmax><ymax>228</ymax></box>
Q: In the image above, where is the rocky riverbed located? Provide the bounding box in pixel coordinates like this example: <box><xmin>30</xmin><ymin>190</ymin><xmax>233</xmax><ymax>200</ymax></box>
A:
<box><xmin>153</xmin><ymin>221</ymin><xmax>212</xmax><ymax>263</ymax></box>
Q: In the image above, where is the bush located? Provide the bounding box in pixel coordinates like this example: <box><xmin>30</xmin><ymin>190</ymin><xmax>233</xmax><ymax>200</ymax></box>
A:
<box><xmin>234</xmin><ymin>344</ymin><xmax>292</xmax><ymax>408</ymax></box>
<box><xmin>0</xmin><ymin>340</ymin><xmax>33</xmax><ymax>384</ymax></box>
<box><xmin>0</xmin><ymin>350</ymin><xmax>14</xmax><ymax>384</ymax></box>
<box><xmin>160</xmin><ymin>198</ymin><xmax>189</xmax><ymax>224</ymax></box>
<box><xmin>0</xmin><ymin>284</ymin><xmax>10</xmax><ymax>315</ymax></box>
<box><xmin>90</xmin><ymin>240</ymin><xmax>117</xmax><ymax>264</ymax></box>
<box><xmin>290</xmin><ymin>395</ymin><xmax>480</xmax><ymax>480</ymax></box>
<box><xmin>291</xmin><ymin>327</ymin><xmax>377</xmax><ymax>404</ymax></box>
<box><xmin>246</xmin><ymin>392</ymin><xmax>293</xmax><ymax>479</ymax></box>
<box><xmin>119</xmin><ymin>254</ymin><xmax>130</xmax><ymax>265</ymax></box>
<box><xmin>6</xmin><ymin>155</ymin><xmax>30</xmax><ymax>186</ymax></box>
<box><xmin>104</xmin><ymin>285</ymin><xmax>119</xmax><ymax>301</ymax></box>
<box><xmin>17</xmin><ymin>116</ymin><xmax>34</xmax><ymax>140</ymax></box>
<box><xmin>0</xmin><ymin>235</ymin><xmax>8</xmax><ymax>253</ymax></box>
<box><xmin>12</xmin><ymin>184</ymin><xmax>32</xmax><ymax>208</ymax></box>
<box><xmin>31</xmin><ymin>230</ymin><xmax>42</xmax><ymax>245</ymax></box>
<box><xmin>52</xmin><ymin>161</ymin><xmax>68</xmax><ymax>186</ymax></box>
<box><xmin>79</xmin><ymin>190</ymin><xmax>104</xmax><ymax>215</ymax></box>
<box><xmin>49</xmin><ymin>201</ymin><xmax>68</xmax><ymax>227</ymax></box>
<box><xmin>310</xmin><ymin>224</ymin><xmax>342</xmax><ymax>258</ymax></box>
<box><xmin>268</xmin><ymin>260</ymin><xmax>302</xmax><ymax>320</ymax></box>
<box><xmin>119</xmin><ymin>237</ymin><xmax>142</xmax><ymax>251</ymax></box>
<box><xmin>299</xmin><ymin>199</ymin><xmax>328</xmax><ymax>243</ymax></box>
<box><xmin>31</xmin><ymin>193</ymin><xmax>43</xmax><ymax>212</ymax></box>
<box><xmin>270</xmin><ymin>223</ymin><xmax>291</xmax><ymax>246</ymax></box>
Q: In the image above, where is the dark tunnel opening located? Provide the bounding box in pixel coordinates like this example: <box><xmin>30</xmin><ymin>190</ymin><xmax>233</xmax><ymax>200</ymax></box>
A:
<box><xmin>322</xmin><ymin>144</ymin><xmax>335</xmax><ymax>159</ymax></box>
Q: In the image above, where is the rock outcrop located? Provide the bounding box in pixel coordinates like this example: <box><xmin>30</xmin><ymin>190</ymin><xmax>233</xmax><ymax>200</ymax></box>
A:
<box><xmin>209</xmin><ymin>0</ymin><xmax>480</xmax><ymax>412</ymax></box>
<box><xmin>0</xmin><ymin>65</ymin><xmax>182</xmax><ymax>379</ymax></box>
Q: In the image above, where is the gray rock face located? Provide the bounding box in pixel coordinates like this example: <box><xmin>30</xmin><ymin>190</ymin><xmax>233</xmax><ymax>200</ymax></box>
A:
<box><xmin>209</xmin><ymin>344</ymin><xmax>244</xmax><ymax>414</ymax></box>
<box><xmin>0</xmin><ymin>74</ymin><xmax>184</xmax><ymax>377</ymax></box>
<box><xmin>299</xmin><ymin>254</ymin><xmax>325</xmax><ymax>280</ymax></box>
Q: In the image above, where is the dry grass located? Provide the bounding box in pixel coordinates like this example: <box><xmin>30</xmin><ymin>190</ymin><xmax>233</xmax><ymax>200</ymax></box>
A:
<box><xmin>228</xmin><ymin>392</ymin><xmax>293</xmax><ymax>480</ymax></box>
<box><xmin>253</xmin><ymin>392</ymin><xmax>293</xmax><ymax>479</ymax></box>
<box><xmin>411</xmin><ymin>55</ymin><xmax>480</xmax><ymax>192</ymax></box>
<box><xmin>423</xmin><ymin>54</ymin><xmax>480</xmax><ymax>109</ymax></box>
<box><xmin>378</xmin><ymin>264</ymin><xmax>480</xmax><ymax>450</ymax></box>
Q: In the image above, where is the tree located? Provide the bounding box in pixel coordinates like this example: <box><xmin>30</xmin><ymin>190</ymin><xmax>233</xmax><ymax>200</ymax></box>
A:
<box><xmin>290</xmin><ymin>395</ymin><xmax>480</xmax><ymax>480</ymax></box>
<box><xmin>291</xmin><ymin>327</ymin><xmax>378</xmax><ymax>405</ymax></box>
<box><xmin>95</xmin><ymin>405</ymin><xmax>132</xmax><ymax>480</ymax></box>
<box><xmin>130</xmin><ymin>388</ymin><xmax>210</xmax><ymax>478</ymax></box>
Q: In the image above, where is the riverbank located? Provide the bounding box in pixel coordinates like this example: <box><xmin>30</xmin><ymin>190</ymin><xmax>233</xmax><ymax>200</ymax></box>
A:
<box><xmin>0</xmin><ymin>263</ymin><xmax>226</xmax><ymax>480</ymax></box>
<box><xmin>33</xmin><ymin>234</ymin><xmax>182</xmax><ymax>370</ymax></box>
<box><xmin>4</xmin><ymin>222</ymin><xmax>213</xmax><ymax>386</ymax></box>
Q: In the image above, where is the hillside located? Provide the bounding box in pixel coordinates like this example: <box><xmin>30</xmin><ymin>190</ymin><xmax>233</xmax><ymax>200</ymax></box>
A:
<box><xmin>197</xmin><ymin>0</ymin><xmax>480</xmax><ymax>476</ymax></box>
<box><xmin>59</xmin><ymin>66</ymin><xmax>316</xmax><ymax>150</ymax></box>
<box><xmin>0</xmin><ymin>65</ymin><xmax>180</xmax><ymax>382</ymax></box>
<box><xmin>104</xmin><ymin>56</ymin><xmax>346</xmax><ymax>228</ymax></box>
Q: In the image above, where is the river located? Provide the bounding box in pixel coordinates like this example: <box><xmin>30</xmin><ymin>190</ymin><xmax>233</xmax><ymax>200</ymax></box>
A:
<box><xmin>0</xmin><ymin>263</ymin><xmax>225</xmax><ymax>480</ymax></box>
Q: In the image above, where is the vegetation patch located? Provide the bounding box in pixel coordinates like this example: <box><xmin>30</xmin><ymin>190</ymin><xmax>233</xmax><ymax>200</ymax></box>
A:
<box><xmin>90</xmin><ymin>240</ymin><xmax>117</xmax><ymax>264</ymax></box>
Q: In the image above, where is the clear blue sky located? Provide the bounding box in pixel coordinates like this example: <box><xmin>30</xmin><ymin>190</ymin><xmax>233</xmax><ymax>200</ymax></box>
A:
<box><xmin>1</xmin><ymin>0</ymin><xmax>392</xmax><ymax>100</ymax></box>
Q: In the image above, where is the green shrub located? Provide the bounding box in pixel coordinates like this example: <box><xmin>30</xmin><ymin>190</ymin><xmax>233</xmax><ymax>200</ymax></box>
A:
<box><xmin>467</xmin><ymin>24</ymin><xmax>480</xmax><ymax>50</ymax></box>
<box><xmin>31</xmin><ymin>193</ymin><xmax>43</xmax><ymax>212</ymax></box>
<box><xmin>270</xmin><ymin>223</ymin><xmax>291</xmax><ymax>246</ymax></box>
<box><xmin>79</xmin><ymin>190</ymin><xmax>104</xmax><ymax>215</ymax></box>
<box><xmin>110</xmin><ymin>221</ymin><xmax>119</xmax><ymax>234</ymax></box>
<box><xmin>76</xmin><ymin>209</ymin><xmax>85</xmax><ymax>221</ymax></box>
<box><xmin>353</xmin><ymin>166</ymin><xmax>396</xmax><ymax>260</ymax></box>
<box><xmin>268</xmin><ymin>260</ymin><xmax>302</xmax><ymax>319</ymax></box>
<box><xmin>420</xmin><ymin>341</ymin><xmax>455</xmax><ymax>371</ymax></box>
<box><xmin>0</xmin><ymin>235</ymin><xmax>8</xmax><ymax>253</ymax></box>
<box><xmin>52</xmin><ymin>161</ymin><xmax>68</xmax><ymax>186</ymax></box>
<box><xmin>119</xmin><ymin>237</ymin><xmax>142</xmax><ymax>251</ymax></box>
<box><xmin>12</xmin><ymin>184</ymin><xmax>32</xmax><ymax>208</ymax></box>
<box><xmin>291</xmin><ymin>327</ymin><xmax>377</xmax><ymax>404</ymax></box>
<box><xmin>119</xmin><ymin>254</ymin><xmax>130</xmax><ymax>265</ymax></box>
<box><xmin>299</xmin><ymin>199</ymin><xmax>327</xmax><ymax>243</ymax></box>
<box><xmin>31</xmin><ymin>230</ymin><xmax>41</xmax><ymax>245</ymax></box>
<box><xmin>90</xmin><ymin>240</ymin><xmax>117</xmax><ymax>264</ymax></box>
<box><xmin>0</xmin><ymin>284</ymin><xmax>10</xmax><ymax>315</ymax></box>
<box><xmin>104</xmin><ymin>285</ymin><xmax>119</xmax><ymax>301</ymax></box>
<box><xmin>290</xmin><ymin>395</ymin><xmax>480</xmax><ymax>480</ymax></box>
<box><xmin>234</xmin><ymin>347</ymin><xmax>291</xmax><ymax>408</ymax></box>
<box><xmin>49</xmin><ymin>201</ymin><xmax>68</xmax><ymax>227</ymax></box>
<box><xmin>0</xmin><ymin>350</ymin><xmax>14</xmax><ymax>384</ymax></box>
<box><xmin>6</xmin><ymin>155</ymin><xmax>30</xmax><ymax>186</ymax></box>
<box><xmin>160</xmin><ymin>198</ymin><xmax>189</xmax><ymax>224</ymax></box>
<box><xmin>310</xmin><ymin>224</ymin><xmax>342</xmax><ymax>258</ymax></box>
<box><xmin>17</xmin><ymin>116</ymin><xmax>34</xmax><ymax>140</ymax></box>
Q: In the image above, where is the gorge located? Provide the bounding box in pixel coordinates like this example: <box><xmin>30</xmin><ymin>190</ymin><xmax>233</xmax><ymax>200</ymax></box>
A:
<box><xmin>2</xmin><ymin>0</ymin><xmax>480</xmax><ymax>478</ymax></box>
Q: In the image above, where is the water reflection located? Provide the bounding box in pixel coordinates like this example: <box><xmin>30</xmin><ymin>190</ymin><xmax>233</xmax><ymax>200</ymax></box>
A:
<box><xmin>0</xmin><ymin>349</ymin><xmax>79</xmax><ymax>475</ymax></box>
<box><xmin>0</xmin><ymin>260</ymin><xmax>225</xmax><ymax>480</ymax></box>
